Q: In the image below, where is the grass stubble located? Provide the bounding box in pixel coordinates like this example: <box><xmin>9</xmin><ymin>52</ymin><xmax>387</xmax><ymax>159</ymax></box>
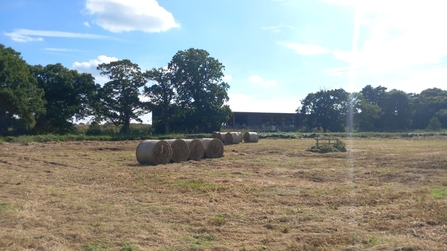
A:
<box><xmin>0</xmin><ymin>138</ymin><xmax>447</xmax><ymax>250</ymax></box>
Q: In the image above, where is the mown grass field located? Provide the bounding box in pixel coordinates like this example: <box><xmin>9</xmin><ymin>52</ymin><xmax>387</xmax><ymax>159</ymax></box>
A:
<box><xmin>1</xmin><ymin>138</ymin><xmax>447</xmax><ymax>250</ymax></box>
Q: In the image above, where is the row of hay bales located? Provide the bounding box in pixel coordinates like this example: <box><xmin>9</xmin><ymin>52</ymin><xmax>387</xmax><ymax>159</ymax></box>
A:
<box><xmin>212</xmin><ymin>131</ymin><xmax>259</xmax><ymax>144</ymax></box>
<box><xmin>136</xmin><ymin>138</ymin><xmax>224</xmax><ymax>165</ymax></box>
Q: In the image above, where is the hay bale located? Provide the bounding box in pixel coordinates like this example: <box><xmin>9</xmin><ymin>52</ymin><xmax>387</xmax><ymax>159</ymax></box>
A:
<box><xmin>212</xmin><ymin>131</ymin><xmax>225</xmax><ymax>143</ymax></box>
<box><xmin>201</xmin><ymin>138</ymin><xmax>224</xmax><ymax>158</ymax></box>
<box><xmin>244</xmin><ymin>132</ymin><xmax>259</xmax><ymax>143</ymax></box>
<box><xmin>184</xmin><ymin>139</ymin><xmax>205</xmax><ymax>161</ymax></box>
<box><xmin>136</xmin><ymin>140</ymin><xmax>172</xmax><ymax>165</ymax></box>
<box><xmin>165</xmin><ymin>139</ymin><xmax>190</xmax><ymax>163</ymax></box>
<box><xmin>224</xmin><ymin>132</ymin><xmax>242</xmax><ymax>144</ymax></box>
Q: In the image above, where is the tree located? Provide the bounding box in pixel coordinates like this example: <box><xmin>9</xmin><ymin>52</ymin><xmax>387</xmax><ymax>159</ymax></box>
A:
<box><xmin>96</xmin><ymin>59</ymin><xmax>148</xmax><ymax>134</ymax></box>
<box><xmin>0</xmin><ymin>44</ymin><xmax>45</xmax><ymax>135</ymax></box>
<box><xmin>412</xmin><ymin>88</ymin><xmax>447</xmax><ymax>129</ymax></box>
<box><xmin>378</xmin><ymin>90</ymin><xmax>412</xmax><ymax>130</ymax></box>
<box><xmin>361</xmin><ymin>85</ymin><xmax>387</xmax><ymax>105</ymax></box>
<box><xmin>356</xmin><ymin>94</ymin><xmax>381</xmax><ymax>132</ymax></box>
<box><xmin>144</xmin><ymin>67</ymin><xmax>175</xmax><ymax>134</ymax></box>
<box><xmin>299</xmin><ymin>88</ymin><xmax>349</xmax><ymax>132</ymax></box>
<box><xmin>30</xmin><ymin>63</ymin><xmax>98</xmax><ymax>134</ymax></box>
<box><xmin>168</xmin><ymin>48</ymin><xmax>231</xmax><ymax>133</ymax></box>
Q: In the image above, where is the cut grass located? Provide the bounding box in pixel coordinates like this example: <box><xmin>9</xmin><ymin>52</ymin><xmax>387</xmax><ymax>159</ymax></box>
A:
<box><xmin>0</xmin><ymin>138</ymin><xmax>447</xmax><ymax>250</ymax></box>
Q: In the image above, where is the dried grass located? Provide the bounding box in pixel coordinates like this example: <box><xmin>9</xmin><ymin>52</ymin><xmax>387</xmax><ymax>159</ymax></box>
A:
<box><xmin>184</xmin><ymin>139</ymin><xmax>205</xmax><ymax>161</ymax></box>
<box><xmin>135</xmin><ymin>140</ymin><xmax>172</xmax><ymax>165</ymax></box>
<box><xmin>201</xmin><ymin>138</ymin><xmax>224</xmax><ymax>158</ymax></box>
<box><xmin>165</xmin><ymin>139</ymin><xmax>190</xmax><ymax>163</ymax></box>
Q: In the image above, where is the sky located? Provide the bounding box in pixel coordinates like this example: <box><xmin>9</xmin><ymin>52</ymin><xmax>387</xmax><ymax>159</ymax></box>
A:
<box><xmin>2</xmin><ymin>0</ymin><xmax>447</xmax><ymax>124</ymax></box>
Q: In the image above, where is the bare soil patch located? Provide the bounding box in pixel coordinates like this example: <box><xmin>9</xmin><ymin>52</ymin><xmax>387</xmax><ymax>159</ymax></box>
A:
<box><xmin>1</xmin><ymin>138</ymin><xmax>447</xmax><ymax>250</ymax></box>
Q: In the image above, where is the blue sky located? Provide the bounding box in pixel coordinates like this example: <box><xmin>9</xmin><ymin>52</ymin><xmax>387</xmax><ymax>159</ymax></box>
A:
<box><xmin>2</xmin><ymin>0</ymin><xmax>447</xmax><ymax>123</ymax></box>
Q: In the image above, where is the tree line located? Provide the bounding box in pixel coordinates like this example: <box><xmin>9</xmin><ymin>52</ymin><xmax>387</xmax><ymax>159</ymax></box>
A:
<box><xmin>2</xmin><ymin>43</ymin><xmax>447</xmax><ymax>136</ymax></box>
<box><xmin>299</xmin><ymin>86</ymin><xmax>447</xmax><ymax>132</ymax></box>
<box><xmin>0</xmin><ymin>44</ymin><xmax>230</xmax><ymax>136</ymax></box>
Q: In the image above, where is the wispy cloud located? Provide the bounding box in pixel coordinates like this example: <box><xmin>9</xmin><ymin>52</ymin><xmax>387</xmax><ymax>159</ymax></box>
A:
<box><xmin>277</xmin><ymin>42</ymin><xmax>331</xmax><ymax>55</ymax></box>
<box><xmin>262</xmin><ymin>24</ymin><xmax>297</xmax><ymax>33</ymax></box>
<box><xmin>73</xmin><ymin>55</ymin><xmax>119</xmax><ymax>84</ymax></box>
<box><xmin>249</xmin><ymin>75</ymin><xmax>277</xmax><ymax>87</ymax></box>
<box><xmin>4</xmin><ymin>29</ymin><xmax>111</xmax><ymax>42</ymax></box>
<box><xmin>84</xmin><ymin>22</ymin><xmax>91</xmax><ymax>28</ymax></box>
<box><xmin>85</xmin><ymin>0</ymin><xmax>180</xmax><ymax>33</ymax></box>
<box><xmin>43</xmin><ymin>48</ymin><xmax>84</xmax><ymax>52</ymax></box>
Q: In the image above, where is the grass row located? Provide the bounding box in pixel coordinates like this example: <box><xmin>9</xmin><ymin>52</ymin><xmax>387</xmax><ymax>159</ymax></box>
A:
<box><xmin>2</xmin><ymin>131</ymin><xmax>447</xmax><ymax>143</ymax></box>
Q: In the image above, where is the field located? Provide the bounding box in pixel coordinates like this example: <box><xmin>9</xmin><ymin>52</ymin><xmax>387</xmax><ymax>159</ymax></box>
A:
<box><xmin>1</xmin><ymin>138</ymin><xmax>447</xmax><ymax>251</ymax></box>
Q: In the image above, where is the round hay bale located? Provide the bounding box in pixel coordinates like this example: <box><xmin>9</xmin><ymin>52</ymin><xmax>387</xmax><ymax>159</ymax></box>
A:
<box><xmin>165</xmin><ymin>139</ymin><xmax>190</xmax><ymax>163</ymax></box>
<box><xmin>201</xmin><ymin>138</ymin><xmax>224</xmax><ymax>158</ymax></box>
<box><xmin>244</xmin><ymin>132</ymin><xmax>259</xmax><ymax>143</ymax></box>
<box><xmin>184</xmin><ymin>139</ymin><xmax>205</xmax><ymax>161</ymax></box>
<box><xmin>224</xmin><ymin>132</ymin><xmax>242</xmax><ymax>144</ymax></box>
<box><xmin>136</xmin><ymin>140</ymin><xmax>172</xmax><ymax>165</ymax></box>
<box><xmin>212</xmin><ymin>131</ymin><xmax>225</xmax><ymax>143</ymax></box>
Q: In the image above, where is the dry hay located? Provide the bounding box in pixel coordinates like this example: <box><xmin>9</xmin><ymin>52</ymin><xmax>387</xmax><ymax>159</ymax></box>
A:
<box><xmin>165</xmin><ymin>139</ymin><xmax>190</xmax><ymax>163</ymax></box>
<box><xmin>201</xmin><ymin>138</ymin><xmax>224</xmax><ymax>158</ymax></box>
<box><xmin>212</xmin><ymin>131</ymin><xmax>225</xmax><ymax>143</ymax></box>
<box><xmin>243</xmin><ymin>132</ymin><xmax>259</xmax><ymax>143</ymax></box>
<box><xmin>136</xmin><ymin>140</ymin><xmax>172</xmax><ymax>165</ymax></box>
<box><xmin>184</xmin><ymin>139</ymin><xmax>205</xmax><ymax>161</ymax></box>
<box><xmin>224</xmin><ymin>132</ymin><xmax>242</xmax><ymax>144</ymax></box>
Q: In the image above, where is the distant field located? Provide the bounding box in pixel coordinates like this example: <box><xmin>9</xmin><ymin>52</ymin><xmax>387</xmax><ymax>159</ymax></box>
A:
<box><xmin>1</xmin><ymin>138</ymin><xmax>447</xmax><ymax>250</ymax></box>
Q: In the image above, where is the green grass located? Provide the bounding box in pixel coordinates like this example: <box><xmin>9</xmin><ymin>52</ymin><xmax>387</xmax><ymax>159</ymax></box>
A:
<box><xmin>172</xmin><ymin>178</ymin><xmax>230</xmax><ymax>193</ymax></box>
<box><xmin>0</xmin><ymin>203</ymin><xmax>14</xmax><ymax>211</ymax></box>
<box><xmin>430</xmin><ymin>188</ymin><xmax>447</xmax><ymax>199</ymax></box>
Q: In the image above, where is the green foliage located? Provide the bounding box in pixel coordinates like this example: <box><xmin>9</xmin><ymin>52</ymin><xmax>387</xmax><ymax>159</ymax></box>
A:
<box><xmin>299</xmin><ymin>88</ymin><xmax>349</xmax><ymax>132</ymax></box>
<box><xmin>96</xmin><ymin>59</ymin><xmax>149</xmax><ymax>134</ymax></box>
<box><xmin>30</xmin><ymin>63</ymin><xmax>98</xmax><ymax>134</ymax></box>
<box><xmin>167</xmin><ymin>48</ymin><xmax>231</xmax><ymax>133</ymax></box>
<box><xmin>308</xmin><ymin>140</ymin><xmax>347</xmax><ymax>153</ymax></box>
<box><xmin>427</xmin><ymin>116</ymin><xmax>442</xmax><ymax>131</ymax></box>
<box><xmin>0</xmin><ymin>44</ymin><xmax>46</xmax><ymax>135</ymax></box>
<box><xmin>378</xmin><ymin>90</ymin><xmax>413</xmax><ymax>131</ymax></box>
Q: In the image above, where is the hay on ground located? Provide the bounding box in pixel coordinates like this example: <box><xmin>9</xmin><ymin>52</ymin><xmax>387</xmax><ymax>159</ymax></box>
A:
<box><xmin>201</xmin><ymin>138</ymin><xmax>224</xmax><ymax>158</ymax></box>
<box><xmin>212</xmin><ymin>131</ymin><xmax>225</xmax><ymax>143</ymax></box>
<box><xmin>136</xmin><ymin>140</ymin><xmax>172</xmax><ymax>165</ymax></box>
<box><xmin>184</xmin><ymin>139</ymin><xmax>205</xmax><ymax>161</ymax></box>
<box><xmin>224</xmin><ymin>132</ymin><xmax>242</xmax><ymax>144</ymax></box>
<box><xmin>165</xmin><ymin>139</ymin><xmax>190</xmax><ymax>163</ymax></box>
<box><xmin>244</xmin><ymin>132</ymin><xmax>259</xmax><ymax>143</ymax></box>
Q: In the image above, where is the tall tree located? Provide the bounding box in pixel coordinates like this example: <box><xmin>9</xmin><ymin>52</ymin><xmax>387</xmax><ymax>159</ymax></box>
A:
<box><xmin>97</xmin><ymin>59</ymin><xmax>148</xmax><ymax>134</ymax></box>
<box><xmin>0</xmin><ymin>44</ymin><xmax>45</xmax><ymax>135</ymax></box>
<box><xmin>299</xmin><ymin>88</ymin><xmax>349</xmax><ymax>132</ymax></box>
<box><xmin>412</xmin><ymin>88</ymin><xmax>447</xmax><ymax>129</ymax></box>
<box><xmin>168</xmin><ymin>48</ymin><xmax>231</xmax><ymax>132</ymax></box>
<box><xmin>361</xmin><ymin>85</ymin><xmax>387</xmax><ymax>105</ymax></box>
<box><xmin>30</xmin><ymin>63</ymin><xmax>98</xmax><ymax>134</ymax></box>
<box><xmin>144</xmin><ymin>67</ymin><xmax>175</xmax><ymax>134</ymax></box>
<box><xmin>378</xmin><ymin>90</ymin><xmax>413</xmax><ymax>130</ymax></box>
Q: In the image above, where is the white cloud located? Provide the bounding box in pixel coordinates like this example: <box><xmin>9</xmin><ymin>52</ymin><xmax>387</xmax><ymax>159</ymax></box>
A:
<box><xmin>4</xmin><ymin>29</ymin><xmax>111</xmax><ymax>42</ymax></box>
<box><xmin>277</xmin><ymin>42</ymin><xmax>331</xmax><ymax>55</ymax></box>
<box><xmin>262</xmin><ymin>24</ymin><xmax>297</xmax><ymax>33</ymax></box>
<box><xmin>73</xmin><ymin>55</ymin><xmax>119</xmax><ymax>84</ymax></box>
<box><xmin>85</xmin><ymin>0</ymin><xmax>180</xmax><ymax>33</ymax></box>
<box><xmin>228</xmin><ymin>93</ymin><xmax>299</xmax><ymax>113</ymax></box>
<box><xmin>323</xmin><ymin>0</ymin><xmax>447</xmax><ymax>72</ymax></box>
<box><xmin>84</xmin><ymin>21</ymin><xmax>91</xmax><ymax>27</ymax></box>
<box><xmin>249</xmin><ymin>75</ymin><xmax>277</xmax><ymax>87</ymax></box>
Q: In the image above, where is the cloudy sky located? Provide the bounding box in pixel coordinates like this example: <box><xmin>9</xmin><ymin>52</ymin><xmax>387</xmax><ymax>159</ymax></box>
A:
<box><xmin>2</xmin><ymin>0</ymin><xmax>447</xmax><ymax>123</ymax></box>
